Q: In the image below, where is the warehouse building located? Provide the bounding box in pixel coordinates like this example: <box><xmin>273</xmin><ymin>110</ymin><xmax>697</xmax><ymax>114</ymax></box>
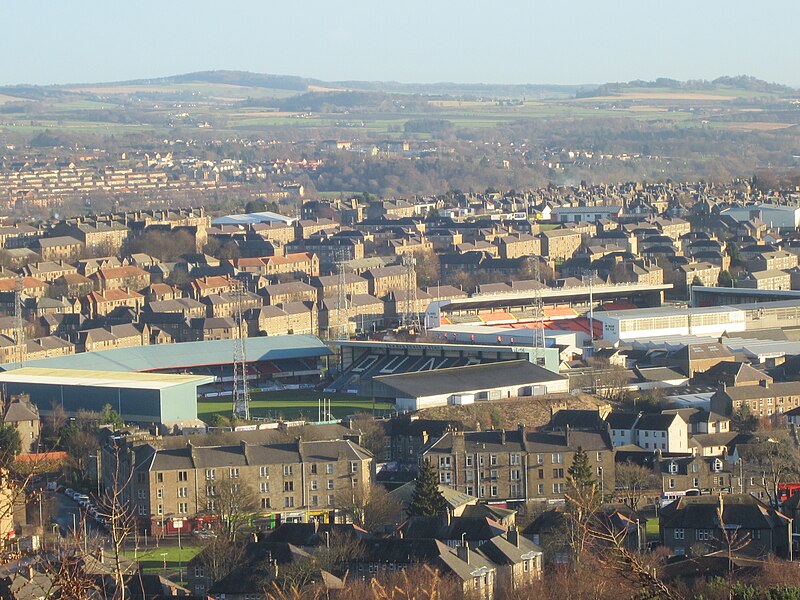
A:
<box><xmin>595</xmin><ymin>306</ymin><xmax>746</xmax><ymax>343</ymax></box>
<box><xmin>0</xmin><ymin>367</ymin><xmax>212</xmax><ymax>425</ymax></box>
<box><xmin>372</xmin><ymin>359</ymin><xmax>569</xmax><ymax>411</ymax></box>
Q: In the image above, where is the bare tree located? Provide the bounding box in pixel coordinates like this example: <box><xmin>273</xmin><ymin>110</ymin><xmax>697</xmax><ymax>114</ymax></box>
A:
<box><xmin>335</xmin><ymin>483</ymin><xmax>401</xmax><ymax>533</ymax></box>
<box><xmin>739</xmin><ymin>430</ymin><xmax>800</xmax><ymax>506</ymax></box>
<box><xmin>203</xmin><ymin>473</ymin><xmax>258</xmax><ymax>540</ymax></box>
<box><xmin>615</xmin><ymin>462</ymin><xmax>659</xmax><ymax>510</ymax></box>
<box><xmin>96</xmin><ymin>441</ymin><xmax>137</xmax><ymax>600</ymax></box>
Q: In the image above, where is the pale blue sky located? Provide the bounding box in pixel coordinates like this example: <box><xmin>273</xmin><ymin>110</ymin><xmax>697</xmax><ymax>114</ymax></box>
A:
<box><xmin>1</xmin><ymin>0</ymin><xmax>797</xmax><ymax>86</ymax></box>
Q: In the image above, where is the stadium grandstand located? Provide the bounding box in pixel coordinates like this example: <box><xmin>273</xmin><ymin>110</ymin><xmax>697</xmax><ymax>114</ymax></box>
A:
<box><xmin>325</xmin><ymin>340</ymin><xmax>551</xmax><ymax>397</ymax></box>
<box><xmin>424</xmin><ymin>281</ymin><xmax>671</xmax><ymax>328</ymax></box>
<box><xmin>2</xmin><ymin>335</ymin><xmax>331</xmax><ymax>399</ymax></box>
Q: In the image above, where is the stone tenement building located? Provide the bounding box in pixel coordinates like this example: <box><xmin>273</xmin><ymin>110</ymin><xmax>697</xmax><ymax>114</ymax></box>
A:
<box><xmin>103</xmin><ymin>436</ymin><xmax>374</xmax><ymax>534</ymax></box>
<box><xmin>421</xmin><ymin>426</ymin><xmax>614</xmax><ymax>504</ymax></box>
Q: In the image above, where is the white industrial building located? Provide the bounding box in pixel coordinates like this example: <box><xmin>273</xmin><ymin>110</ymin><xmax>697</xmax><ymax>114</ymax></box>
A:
<box><xmin>596</xmin><ymin>306</ymin><xmax>746</xmax><ymax>343</ymax></box>
<box><xmin>720</xmin><ymin>204</ymin><xmax>800</xmax><ymax>229</ymax></box>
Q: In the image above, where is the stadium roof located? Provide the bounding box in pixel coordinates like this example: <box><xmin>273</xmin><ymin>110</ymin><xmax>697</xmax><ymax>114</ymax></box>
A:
<box><xmin>0</xmin><ymin>367</ymin><xmax>214</xmax><ymax>390</ymax></box>
<box><xmin>211</xmin><ymin>211</ymin><xmax>294</xmax><ymax>226</ymax></box>
<box><xmin>3</xmin><ymin>335</ymin><xmax>330</xmax><ymax>373</ymax></box>
<box><xmin>374</xmin><ymin>359</ymin><xmax>566</xmax><ymax>398</ymax></box>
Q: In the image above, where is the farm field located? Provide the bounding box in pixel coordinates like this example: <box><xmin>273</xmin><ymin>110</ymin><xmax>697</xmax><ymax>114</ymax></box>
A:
<box><xmin>197</xmin><ymin>389</ymin><xmax>394</xmax><ymax>423</ymax></box>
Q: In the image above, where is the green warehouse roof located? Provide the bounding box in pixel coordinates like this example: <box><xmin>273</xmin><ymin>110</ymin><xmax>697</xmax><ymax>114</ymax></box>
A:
<box><xmin>4</xmin><ymin>335</ymin><xmax>330</xmax><ymax>373</ymax></box>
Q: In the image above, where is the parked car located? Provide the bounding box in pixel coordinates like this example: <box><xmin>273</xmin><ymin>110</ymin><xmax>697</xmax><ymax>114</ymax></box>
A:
<box><xmin>64</xmin><ymin>488</ymin><xmax>75</xmax><ymax>497</ymax></box>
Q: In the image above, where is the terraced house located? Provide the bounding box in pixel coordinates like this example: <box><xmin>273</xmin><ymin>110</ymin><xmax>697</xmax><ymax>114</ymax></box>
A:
<box><xmin>104</xmin><ymin>436</ymin><xmax>374</xmax><ymax>535</ymax></box>
<box><xmin>421</xmin><ymin>426</ymin><xmax>614</xmax><ymax>504</ymax></box>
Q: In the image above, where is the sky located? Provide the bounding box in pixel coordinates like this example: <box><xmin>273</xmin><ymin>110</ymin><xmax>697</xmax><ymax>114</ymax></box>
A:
<box><xmin>1</xmin><ymin>0</ymin><xmax>797</xmax><ymax>87</ymax></box>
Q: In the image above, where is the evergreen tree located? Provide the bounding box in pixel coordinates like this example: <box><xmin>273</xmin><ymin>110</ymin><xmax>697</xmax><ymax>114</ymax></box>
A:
<box><xmin>567</xmin><ymin>447</ymin><xmax>595</xmax><ymax>491</ymax></box>
<box><xmin>0</xmin><ymin>425</ymin><xmax>21</xmax><ymax>468</ymax></box>
<box><xmin>407</xmin><ymin>460</ymin><xmax>447</xmax><ymax>518</ymax></box>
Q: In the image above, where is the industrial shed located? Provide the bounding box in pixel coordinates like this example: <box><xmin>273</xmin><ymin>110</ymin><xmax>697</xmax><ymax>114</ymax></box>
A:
<box><xmin>372</xmin><ymin>359</ymin><xmax>569</xmax><ymax>411</ymax></box>
<box><xmin>0</xmin><ymin>367</ymin><xmax>213</xmax><ymax>424</ymax></box>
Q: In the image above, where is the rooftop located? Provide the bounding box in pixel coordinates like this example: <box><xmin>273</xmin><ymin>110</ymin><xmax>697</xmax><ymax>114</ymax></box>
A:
<box><xmin>0</xmin><ymin>367</ymin><xmax>213</xmax><ymax>390</ymax></box>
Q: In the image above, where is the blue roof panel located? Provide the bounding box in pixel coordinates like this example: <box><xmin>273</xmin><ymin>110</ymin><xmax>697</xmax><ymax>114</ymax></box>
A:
<box><xmin>6</xmin><ymin>335</ymin><xmax>330</xmax><ymax>373</ymax></box>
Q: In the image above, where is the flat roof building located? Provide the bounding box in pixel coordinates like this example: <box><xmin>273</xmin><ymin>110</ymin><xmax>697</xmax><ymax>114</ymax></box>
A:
<box><xmin>0</xmin><ymin>367</ymin><xmax>212</xmax><ymax>424</ymax></box>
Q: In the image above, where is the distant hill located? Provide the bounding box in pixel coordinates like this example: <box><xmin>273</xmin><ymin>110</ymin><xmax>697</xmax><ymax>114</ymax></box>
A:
<box><xmin>577</xmin><ymin>75</ymin><xmax>797</xmax><ymax>98</ymax></box>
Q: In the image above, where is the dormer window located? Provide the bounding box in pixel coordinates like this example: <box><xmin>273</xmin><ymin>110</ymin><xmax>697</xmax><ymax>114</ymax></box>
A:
<box><xmin>669</xmin><ymin>462</ymin><xmax>678</xmax><ymax>474</ymax></box>
<box><xmin>713</xmin><ymin>459</ymin><xmax>723</xmax><ymax>472</ymax></box>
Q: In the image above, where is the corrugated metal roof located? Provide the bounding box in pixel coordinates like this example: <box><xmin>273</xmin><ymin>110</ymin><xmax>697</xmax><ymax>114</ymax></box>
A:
<box><xmin>2</xmin><ymin>335</ymin><xmax>330</xmax><ymax>373</ymax></box>
<box><xmin>0</xmin><ymin>367</ymin><xmax>214</xmax><ymax>390</ymax></box>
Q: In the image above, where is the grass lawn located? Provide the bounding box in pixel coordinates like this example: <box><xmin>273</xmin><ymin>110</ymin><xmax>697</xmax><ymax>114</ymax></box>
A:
<box><xmin>197</xmin><ymin>390</ymin><xmax>394</xmax><ymax>423</ymax></box>
<box><xmin>645</xmin><ymin>518</ymin><xmax>660</xmax><ymax>540</ymax></box>
<box><xmin>122</xmin><ymin>545</ymin><xmax>201</xmax><ymax>575</ymax></box>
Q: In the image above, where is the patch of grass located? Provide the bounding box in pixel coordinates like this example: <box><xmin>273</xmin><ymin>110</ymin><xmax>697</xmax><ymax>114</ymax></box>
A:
<box><xmin>122</xmin><ymin>545</ymin><xmax>201</xmax><ymax>574</ymax></box>
<box><xmin>645</xmin><ymin>518</ymin><xmax>660</xmax><ymax>540</ymax></box>
<box><xmin>197</xmin><ymin>390</ymin><xmax>394</xmax><ymax>422</ymax></box>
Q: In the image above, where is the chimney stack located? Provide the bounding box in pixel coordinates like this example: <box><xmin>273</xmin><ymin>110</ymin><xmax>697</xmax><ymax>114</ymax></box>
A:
<box><xmin>457</xmin><ymin>542</ymin><xmax>470</xmax><ymax>564</ymax></box>
<box><xmin>507</xmin><ymin>527</ymin><xmax>520</xmax><ymax>547</ymax></box>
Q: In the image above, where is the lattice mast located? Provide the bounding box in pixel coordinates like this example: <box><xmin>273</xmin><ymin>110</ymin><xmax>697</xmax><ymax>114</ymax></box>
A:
<box><xmin>334</xmin><ymin>249</ymin><xmax>349</xmax><ymax>339</ymax></box>
<box><xmin>400</xmin><ymin>254</ymin><xmax>421</xmax><ymax>332</ymax></box>
<box><xmin>532</xmin><ymin>258</ymin><xmax>546</xmax><ymax>366</ymax></box>
<box><xmin>231</xmin><ymin>278</ymin><xmax>250</xmax><ymax>420</ymax></box>
<box><xmin>14</xmin><ymin>275</ymin><xmax>25</xmax><ymax>368</ymax></box>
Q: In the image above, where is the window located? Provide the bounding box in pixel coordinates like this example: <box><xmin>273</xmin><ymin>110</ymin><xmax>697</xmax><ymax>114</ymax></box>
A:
<box><xmin>284</xmin><ymin>465</ymin><xmax>293</xmax><ymax>477</ymax></box>
<box><xmin>537</xmin><ymin>484</ymin><xmax>544</xmax><ymax>495</ymax></box>
<box><xmin>596</xmin><ymin>452</ymin><xmax>602</xmax><ymax>462</ymax></box>
<box><xmin>326</xmin><ymin>464</ymin><xmax>334</xmax><ymax>474</ymax></box>
<box><xmin>552</xmin><ymin>453</ymin><xmax>563</xmax><ymax>464</ymax></box>
<box><xmin>669</xmin><ymin>462</ymin><xmax>678</xmax><ymax>474</ymax></box>
<box><xmin>227</xmin><ymin>467</ymin><xmax>239</xmax><ymax>478</ymax></box>
<box><xmin>553</xmin><ymin>468</ymin><xmax>564</xmax><ymax>479</ymax></box>
<box><xmin>178</xmin><ymin>487</ymin><xmax>188</xmax><ymax>498</ymax></box>
<box><xmin>669</xmin><ymin>478</ymin><xmax>676</xmax><ymax>489</ymax></box>
<box><xmin>674</xmin><ymin>529</ymin><xmax>684</xmax><ymax>540</ymax></box>
<box><xmin>261</xmin><ymin>498</ymin><xmax>271</xmax><ymax>509</ymax></box>
<box><xmin>523</xmin><ymin>560</ymin><xmax>529</xmax><ymax>572</ymax></box>
<box><xmin>480</xmin><ymin>486</ymin><xmax>486</xmax><ymax>497</ymax></box>
<box><xmin>439</xmin><ymin>456</ymin><xmax>451</xmax><ymax>468</ymax></box>
<box><xmin>138</xmin><ymin>505</ymin><xmax>146</xmax><ymax>516</ymax></box>
<box><xmin>490</xmin><ymin>455</ymin><xmax>497</xmax><ymax>466</ymax></box>
<box><xmin>284</xmin><ymin>496</ymin><xmax>294</xmax><ymax>508</ymax></box>
<box><xmin>178</xmin><ymin>471</ymin><xmax>188</xmax><ymax>482</ymax></box>
<box><xmin>440</xmin><ymin>472</ymin><xmax>452</xmax><ymax>483</ymax></box>
<box><xmin>137</xmin><ymin>489</ymin><xmax>146</xmax><ymax>500</ymax></box>
<box><xmin>260</xmin><ymin>482</ymin><xmax>269</xmax><ymax>493</ymax></box>
<box><xmin>137</xmin><ymin>473</ymin><xmax>146</xmax><ymax>484</ymax></box>
<box><xmin>465</xmin><ymin>486</ymin><xmax>474</xmax><ymax>496</ymax></box>
<box><xmin>536</xmin><ymin>454</ymin><xmax>544</xmax><ymax>464</ymax></box>
<box><xmin>490</xmin><ymin>485</ymin><xmax>498</xmax><ymax>497</ymax></box>
<box><xmin>552</xmin><ymin>483</ymin><xmax>565</xmax><ymax>494</ymax></box>
<box><xmin>310</xmin><ymin>464</ymin><xmax>317</xmax><ymax>475</ymax></box>
<box><xmin>194</xmin><ymin>566</ymin><xmax>205</xmax><ymax>578</ymax></box>
<box><xmin>310</xmin><ymin>480</ymin><xmax>318</xmax><ymax>491</ymax></box>
<box><xmin>538</xmin><ymin>469</ymin><xmax>544</xmax><ymax>479</ymax></box>
<box><xmin>260</xmin><ymin>466</ymin><xmax>269</xmax><ymax>477</ymax></box>
<box><xmin>206</xmin><ymin>500</ymin><xmax>215</xmax><ymax>511</ymax></box>
<box><xmin>311</xmin><ymin>495</ymin><xmax>318</xmax><ymax>507</ymax></box>
<box><xmin>205</xmin><ymin>469</ymin><xmax>215</xmax><ymax>480</ymax></box>
<box><xmin>327</xmin><ymin>479</ymin><xmax>335</xmax><ymax>489</ymax></box>
<box><xmin>178</xmin><ymin>502</ymin><xmax>188</xmax><ymax>514</ymax></box>
<box><xmin>157</xmin><ymin>504</ymin><xmax>163</xmax><ymax>515</ymax></box>
<box><xmin>157</xmin><ymin>472</ymin><xmax>163</xmax><ymax>483</ymax></box>
<box><xmin>351</xmin><ymin>462</ymin><xmax>359</xmax><ymax>474</ymax></box>
<box><xmin>465</xmin><ymin>455</ymin><xmax>473</xmax><ymax>467</ymax></box>
<box><xmin>692</xmin><ymin>464</ymin><xmax>699</xmax><ymax>473</ymax></box>
<box><xmin>283</xmin><ymin>481</ymin><xmax>294</xmax><ymax>492</ymax></box>
<box><xmin>696</xmin><ymin>529</ymin><xmax>712</xmax><ymax>541</ymax></box>
<box><xmin>206</xmin><ymin>485</ymin><xmax>216</xmax><ymax>497</ymax></box>
<box><xmin>479</xmin><ymin>455</ymin><xmax>485</xmax><ymax>466</ymax></box>
<box><xmin>466</xmin><ymin>471</ymin><xmax>474</xmax><ymax>482</ymax></box>
<box><xmin>327</xmin><ymin>495</ymin><xmax>334</xmax><ymax>506</ymax></box>
<box><xmin>693</xmin><ymin>478</ymin><xmax>699</xmax><ymax>487</ymax></box>
<box><xmin>510</xmin><ymin>454</ymin><xmax>521</xmax><ymax>465</ymax></box>
<box><xmin>644</xmin><ymin>431</ymin><xmax>649</xmax><ymax>438</ymax></box>
<box><xmin>490</xmin><ymin>469</ymin><xmax>498</xmax><ymax>479</ymax></box>
<box><xmin>661</xmin><ymin>431</ymin><xmax>666</xmax><ymax>438</ymax></box>
<box><xmin>157</xmin><ymin>488</ymin><xmax>163</xmax><ymax>499</ymax></box>
<box><xmin>511</xmin><ymin>469</ymin><xmax>520</xmax><ymax>481</ymax></box>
